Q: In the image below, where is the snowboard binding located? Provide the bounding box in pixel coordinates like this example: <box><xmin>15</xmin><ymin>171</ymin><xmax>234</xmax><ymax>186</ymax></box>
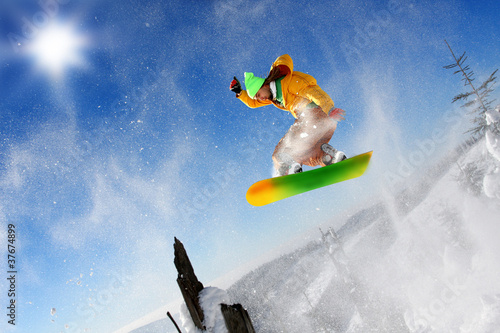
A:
<box><xmin>321</xmin><ymin>144</ymin><xmax>347</xmax><ymax>165</ymax></box>
<box><xmin>276</xmin><ymin>162</ymin><xmax>303</xmax><ymax>177</ymax></box>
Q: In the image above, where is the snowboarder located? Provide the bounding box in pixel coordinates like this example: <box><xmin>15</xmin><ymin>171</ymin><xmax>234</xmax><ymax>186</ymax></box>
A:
<box><xmin>230</xmin><ymin>54</ymin><xmax>346</xmax><ymax>176</ymax></box>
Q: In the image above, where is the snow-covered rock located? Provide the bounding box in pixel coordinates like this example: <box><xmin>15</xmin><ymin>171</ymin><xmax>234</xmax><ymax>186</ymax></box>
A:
<box><xmin>483</xmin><ymin>168</ymin><xmax>500</xmax><ymax>199</ymax></box>
<box><xmin>485</xmin><ymin>109</ymin><xmax>500</xmax><ymax>162</ymax></box>
<box><xmin>483</xmin><ymin>106</ymin><xmax>500</xmax><ymax>198</ymax></box>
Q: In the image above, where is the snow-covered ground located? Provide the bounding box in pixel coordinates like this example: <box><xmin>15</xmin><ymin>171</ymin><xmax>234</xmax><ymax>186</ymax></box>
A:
<box><xmin>130</xmin><ymin>127</ymin><xmax>500</xmax><ymax>333</ymax></box>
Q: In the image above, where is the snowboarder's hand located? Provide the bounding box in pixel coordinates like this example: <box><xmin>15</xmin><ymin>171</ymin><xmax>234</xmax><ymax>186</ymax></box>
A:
<box><xmin>328</xmin><ymin>108</ymin><xmax>346</xmax><ymax>122</ymax></box>
<box><xmin>230</xmin><ymin>76</ymin><xmax>242</xmax><ymax>95</ymax></box>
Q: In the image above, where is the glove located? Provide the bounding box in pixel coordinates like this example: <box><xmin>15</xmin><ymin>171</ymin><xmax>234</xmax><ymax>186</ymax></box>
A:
<box><xmin>328</xmin><ymin>108</ymin><xmax>346</xmax><ymax>122</ymax></box>
<box><xmin>230</xmin><ymin>76</ymin><xmax>242</xmax><ymax>95</ymax></box>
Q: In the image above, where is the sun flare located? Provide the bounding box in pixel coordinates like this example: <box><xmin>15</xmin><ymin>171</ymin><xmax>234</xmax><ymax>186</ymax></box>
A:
<box><xmin>28</xmin><ymin>22</ymin><xmax>88</xmax><ymax>78</ymax></box>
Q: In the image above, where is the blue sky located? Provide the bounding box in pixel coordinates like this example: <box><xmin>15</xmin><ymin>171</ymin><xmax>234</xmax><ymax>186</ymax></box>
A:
<box><xmin>0</xmin><ymin>0</ymin><xmax>499</xmax><ymax>332</ymax></box>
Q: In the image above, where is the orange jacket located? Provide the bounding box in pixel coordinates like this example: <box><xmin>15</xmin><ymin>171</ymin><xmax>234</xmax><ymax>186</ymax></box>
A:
<box><xmin>237</xmin><ymin>54</ymin><xmax>335</xmax><ymax>118</ymax></box>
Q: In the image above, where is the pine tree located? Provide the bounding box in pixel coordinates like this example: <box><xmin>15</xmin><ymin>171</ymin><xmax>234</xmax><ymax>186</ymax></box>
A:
<box><xmin>455</xmin><ymin>161</ymin><xmax>485</xmax><ymax>196</ymax></box>
<box><xmin>443</xmin><ymin>40</ymin><xmax>498</xmax><ymax>138</ymax></box>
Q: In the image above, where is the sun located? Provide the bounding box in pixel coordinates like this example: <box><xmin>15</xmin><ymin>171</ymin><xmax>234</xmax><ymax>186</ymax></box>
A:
<box><xmin>28</xmin><ymin>22</ymin><xmax>88</xmax><ymax>79</ymax></box>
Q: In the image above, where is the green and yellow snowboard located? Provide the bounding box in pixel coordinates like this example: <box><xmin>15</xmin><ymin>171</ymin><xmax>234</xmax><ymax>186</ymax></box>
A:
<box><xmin>246</xmin><ymin>151</ymin><xmax>372</xmax><ymax>206</ymax></box>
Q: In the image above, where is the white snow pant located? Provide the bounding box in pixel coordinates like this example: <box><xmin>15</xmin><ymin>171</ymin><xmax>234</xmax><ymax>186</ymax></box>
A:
<box><xmin>272</xmin><ymin>103</ymin><xmax>337</xmax><ymax>171</ymax></box>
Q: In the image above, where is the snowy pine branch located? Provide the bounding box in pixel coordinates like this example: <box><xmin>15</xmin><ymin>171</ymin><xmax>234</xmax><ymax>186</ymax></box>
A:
<box><xmin>452</xmin><ymin>92</ymin><xmax>473</xmax><ymax>103</ymax></box>
<box><xmin>444</xmin><ymin>40</ymin><xmax>498</xmax><ymax>138</ymax></box>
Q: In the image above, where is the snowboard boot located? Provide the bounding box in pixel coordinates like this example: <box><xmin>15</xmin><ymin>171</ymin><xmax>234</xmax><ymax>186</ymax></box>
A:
<box><xmin>321</xmin><ymin>143</ymin><xmax>346</xmax><ymax>166</ymax></box>
<box><xmin>276</xmin><ymin>162</ymin><xmax>303</xmax><ymax>177</ymax></box>
<box><xmin>289</xmin><ymin>162</ymin><xmax>303</xmax><ymax>174</ymax></box>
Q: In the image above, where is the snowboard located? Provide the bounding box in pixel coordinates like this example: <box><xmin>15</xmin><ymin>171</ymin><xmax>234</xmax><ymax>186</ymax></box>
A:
<box><xmin>246</xmin><ymin>151</ymin><xmax>372</xmax><ymax>206</ymax></box>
